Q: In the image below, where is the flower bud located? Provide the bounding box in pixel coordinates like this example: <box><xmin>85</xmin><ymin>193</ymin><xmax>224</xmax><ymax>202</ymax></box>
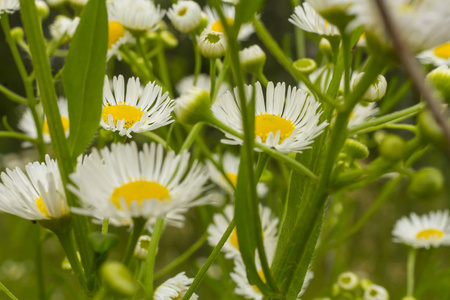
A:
<box><xmin>401</xmin><ymin>297</ymin><xmax>417</xmax><ymax>300</ymax></box>
<box><xmin>319</xmin><ymin>38</ymin><xmax>333</xmax><ymax>61</ymax></box>
<box><xmin>417</xmin><ymin>110</ymin><xmax>447</xmax><ymax>147</ymax></box>
<box><xmin>378</xmin><ymin>134</ymin><xmax>405</xmax><ymax>161</ymax></box>
<box><xmin>344</xmin><ymin>139</ymin><xmax>369</xmax><ymax>159</ymax></box>
<box><xmin>331</xmin><ymin>283</ymin><xmax>340</xmax><ymax>297</ymax></box>
<box><xmin>337</xmin><ymin>271</ymin><xmax>359</xmax><ymax>291</ymax></box>
<box><xmin>352</xmin><ymin>73</ymin><xmax>387</xmax><ymax>102</ymax></box>
<box><xmin>174</xmin><ymin>87</ymin><xmax>213</xmax><ymax>125</ymax></box>
<box><xmin>360</xmin><ymin>279</ymin><xmax>372</xmax><ymax>290</ymax></box>
<box><xmin>10</xmin><ymin>27</ymin><xmax>24</xmax><ymax>42</ymax></box>
<box><xmin>407</xmin><ymin>167</ymin><xmax>444</xmax><ymax>201</ymax></box>
<box><xmin>167</xmin><ymin>0</ymin><xmax>203</xmax><ymax>34</ymax></box>
<box><xmin>35</xmin><ymin>1</ymin><xmax>49</xmax><ymax>19</ymax></box>
<box><xmin>100</xmin><ymin>261</ymin><xmax>136</xmax><ymax>296</ymax></box>
<box><xmin>197</xmin><ymin>30</ymin><xmax>227</xmax><ymax>58</ymax></box>
<box><xmin>293</xmin><ymin>58</ymin><xmax>317</xmax><ymax>74</ymax></box>
<box><xmin>240</xmin><ymin>45</ymin><xmax>266</xmax><ymax>74</ymax></box>
<box><xmin>161</xmin><ymin>31</ymin><xmax>178</xmax><ymax>48</ymax></box>
<box><xmin>363</xmin><ymin>284</ymin><xmax>389</xmax><ymax>300</ymax></box>
<box><xmin>427</xmin><ymin>66</ymin><xmax>450</xmax><ymax>101</ymax></box>
<box><xmin>134</xmin><ymin>235</ymin><xmax>151</xmax><ymax>260</ymax></box>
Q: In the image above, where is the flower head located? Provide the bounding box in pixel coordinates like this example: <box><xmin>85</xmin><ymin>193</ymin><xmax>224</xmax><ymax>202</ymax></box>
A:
<box><xmin>174</xmin><ymin>87</ymin><xmax>212</xmax><ymax>125</ymax></box>
<box><xmin>197</xmin><ymin>29</ymin><xmax>228</xmax><ymax>58</ymax></box>
<box><xmin>0</xmin><ymin>0</ymin><xmax>20</xmax><ymax>14</ymax></box>
<box><xmin>108</xmin><ymin>0</ymin><xmax>165</xmax><ymax>32</ymax></box>
<box><xmin>363</xmin><ymin>284</ymin><xmax>389</xmax><ymax>300</ymax></box>
<box><xmin>167</xmin><ymin>1</ymin><xmax>203</xmax><ymax>34</ymax></box>
<box><xmin>154</xmin><ymin>272</ymin><xmax>198</xmax><ymax>300</ymax></box>
<box><xmin>418</xmin><ymin>42</ymin><xmax>450</xmax><ymax>67</ymax></box>
<box><xmin>106</xmin><ymin>20</ymin><xmax>134</xmax><ymax>61</ymax></box>
<box><xmin>134</xmin><ymin>235</ymin><xmax>151</xmax><ymax>260</ymax></box>
<box><xmin>239</xmin><ymin>45</ymin><xmax>266</xmax><ymax>74</ymax></box>
<box><xmin>290</xmin><ymin>3</ymin><xmax>340</xmax><ymax>36</ymax></box>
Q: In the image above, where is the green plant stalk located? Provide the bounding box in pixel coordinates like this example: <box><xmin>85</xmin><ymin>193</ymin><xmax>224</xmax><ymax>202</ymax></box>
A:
<box><xmin>181</xmin><ymin>219</ymin><xmax>235</xmax><ymax>300</ymax></box>
<box><xmin>140</xmin><ymin>132</ymin><xmax>169</xmax><ymax>149</ymax></box>
<box><xmin>407</xmin><ymin>248</ymin><xmax>417</xmax><ymax>297</ymax></box>
<box><xmin>210</xmin><ymin>58</ymin><xmax>217</xmax><ymax>102</ymax></box>
<box><xmin>120</xmin><ymin>45</ymin><xmax>151</xmax><ymax>80</ymax></box>
<box><xmin>191</xmin><ymin>34</ymin><xmax>202</xmax><ymax>85</ymax></box>
<box><xmin>19</xmin><ymin>0</ymin><xmax>94</xmax><ymax>284</ymax></box>
<box><xmin>101</xmin><ymin>218</ymin><xmax>109</xmax><ymax>235</ymax></box>
<box><xmin>256</xmin><ymin>71</ymin><xmax>269</xmax><ymax>86</ymax></box>
<box><xmin>35</xmin><ymin>226</ymin><xmax>46</xmax><ymax>300</ymax></box>
<box><xmin>356</xmin><ymin>122</ymin><xmax>418</xmax><ymax>135</ymax></box>
<box><xmin>145</xmin><ymin>218</ymin><xmax>164</xmax><ymax>300</ymax></box>
<box><xmin>156</xmin><ymin>36</ymin><xmax>173</xmax><ymax>97</ymax></box>
<box><xmin>180</xmin><ymin>123</ymin><xmax>204</xmax><ymax>152</ymax></box>
<box><xmin>122</xmin><ymin>218</ymin><xmax>146</xmax><ymax>266</ymax></box>
<box><xmin>341</xmin><ymin>33</ymin><xmax>352</xmax><ymax>97</ymax></box>
<box><xmin>0</xmin><ymin>131</ymin><xmax>37</xmax><ymax>142</ymax></box>
<box><xmin>155</xmin><ymin>232</ymin><xmax>208</xmax><ymax>280</ymax></box>
<box><xmin>0</xmin><ymin>84</ymin><xmax>27</xmax><ymax>104</ymax></box>
<box><xmin>136</xmin><ymin>35</ymin><xmax>155</xmax><ymax>81</ymax></box>
<box><xmin>211</xmin><ymin>55</ymin><xmax>230</xmax><ymax>101</ymax></box>
<box><xmin>0</xmin><ymin>281</ymin><xmax>18</xmax><ymax>300</ymax></box>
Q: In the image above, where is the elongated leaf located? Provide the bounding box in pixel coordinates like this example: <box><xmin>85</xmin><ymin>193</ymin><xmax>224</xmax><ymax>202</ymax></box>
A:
<box><xmin>235</xmin><ymin>0</ymin><xmax>263</xmax><ymax>25</ymax></box>
<box><xmin>63</xmin><ymin>0</ymin><xmax>107</xmax><ymax>158</ymax></box>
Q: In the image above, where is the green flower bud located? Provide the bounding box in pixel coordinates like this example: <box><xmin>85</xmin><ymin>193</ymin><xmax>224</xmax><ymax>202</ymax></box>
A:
<box><xmin>293</xmin><ymin>58</ymin><xmax>317</xmax><ymax>75</ymax></box>
<box><xmin>61</xmin><ymin>252</ymin><xmax>81</xmax><ymax>271</ymax></box>
<box><xmin>319</xmin><ymin>38</ymin><xmax>333</xmax><ymax>62</ymax></box>
<box><xmin>360</xmin><ymin>278</ymin><xmax>372</xmax><ymax>290</ymax></box>
<box><xmin>10</xmin><ymin>27</ymin><xmax>24</xmax><ymax>42</ymax></box>
<box><xmin>337</xmin><ymin>271</ymin><xmax>359</xmax><ymax>291</ymax></box>
<box><xmin>161</xmin><ymin>31</ymin><xmax>178</xmax><ymax>48</ymax></box>
<box><xmin>100</xmin><ymin>261</ymin><xmax>136</xmax><ymax>297</ymax></box>
<box><xmin>426</xmin><ymin>66</ymin><xmax>450</xmax><ymax>101</ymax></box>
<box><xmin>197</xmin><ymin>30</ymin><xmax>227</xmax><ymax>59</ymax></box>
<box><xmin>352</xmin><ymin>73</ymin><xmax>387</xmax><ymax>102</ymax></box>
<box><xmin>240</xmin><ymin>45</ymin><xmax>266</xmax><ymax>74</ymax></box>
<box><xmin>408</xmin><ymin>167</ymin><xmax>444</xmax><ymax>201</ymax></box>
<box><xmin>36</xmin><ymin>0</ymin><xmax>50</xmax><ymax>19</ymax></box>
<box><xmin>378</xmin><ymin>134</ymin><xmax>405</xmax><ymax>161</ymax></box>
<box><xmin>417</xmin><ymin>110</ymin><xmax>447</xmax><ymax>148</ymax></box>
<box><xmin>134</xmin><ymin>235</ymin><xmax>152</xmax><ymax>261</ymax></box>
<box><xmin>192</xmin><ymin>13</ymin><xmax>209</xmax><ymax>36</ymax></box>
<box><xmin>332</xmin><ymin>283</ymin><xmax>340</xmax><ymax>297</ymax></box>
<box><xmin>344</xmin><ymin>139</ymin><xmax>369</xmax><ymax>159</ymax></box>
<box><xmin>174</xmin><ymin>87</ymin><xmax>213</xmax><ymax>125</ymax></box>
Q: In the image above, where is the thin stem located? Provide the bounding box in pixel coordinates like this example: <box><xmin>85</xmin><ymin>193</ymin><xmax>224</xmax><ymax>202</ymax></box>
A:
<box><xmin>179</xmin><ymin>123</ymin><xmax>203</xmax><ymax>152</ymax></box>
<box><xmin>211</xmin><ymin>54</ymin><xmax>230</xmax><ymax>101</ymax></box>
<box><xmin>256</xmin><ymin>71</ymin><xmax>269</xmax><ymax>87</ymax></box>
<box><xmin>210</xmin><ymin>58</ymin><xmax>217</xmax><ymax>102</ymax></box>
<box><xmin>407</xmin><ymin>248</ymin><xmax>417</xmax><ymax>297</ymax></box>
<box><xmin>341</xmin><ymin>33</ymin><xmax>352</xmax><ymax>97</ymax></box>
<box><xmin>181</xmin><ymin>219</ymin><xmax>235</xmax><ymax>300</ymax></box>
<box><xmin>35</xmin><ymin>226</ymin><xmax>46</xmax><ymax>300</ymax></box>
<box><xmin>122</xmin><ymin>218</ymin><xmax>146</xmax><ymax>266</ymax></box>
<box><xmin>0</xmin><ymin>281</ymin><xmax>18</xmax><ymax>300</ymax></box>
<box><xmin>156</xmin><ymin>35</ymin><xmax>173</xmax><ymax>97</ymax></box>
<box><xmin>145</xmin><ymin>218</ymin><xmax>164</xmax><ymax>300</ymax></box>
<box><xmin>0</xmin><ymin>84</ymin><xmax>27</xmax><ymax>104</ymax></box>
<box><xmin>192</xmin><ymin>34</ymin><xmax>202</xmax><ymax>85</ymax></box>
<box><xmin>101</xmin><ymin>219</ymin><xmax>109</xmax><ymax>235</ymax></box>
<box><xmin>140</xmin><ymin>132</ymin><xmax>169</xmax><ymax>149</ymax></box>
<box><xmin>120</xmin><ymin>45</ymin><xmax>151</xmax><ymax>80</ymax></box>
<box><xmin>136</xmin><ymin>35</ymin><xmax>154</xmax><ymax>81</ymax></box>
<box><xmin>155</xmin><ymin>232</ymin><xmax>208</xmax><ymax>280</ymax></box>
<box><xmin>0</xmin><ymin>131</ymin><xmax>37</xmax><ymax>142</ymax></box>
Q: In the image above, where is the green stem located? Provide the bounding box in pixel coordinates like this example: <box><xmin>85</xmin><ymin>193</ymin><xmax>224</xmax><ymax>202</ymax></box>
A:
<box><xmin>192</xmin><ymin>34</ymin><xmax>202</xmax><ymax>85</ymax></box>
<box><xmin>140</xmin><ymin>132</ymin><xmax>169</xmax><ymax>149</ymax></box>
<box><xmin>179</xmin><ymin>123</ymin><xmax>203</xmax><ymax>152</ymax></box>
<box><xmin>136</xmin><ymin>35</ymin><xmax>155</xmax><ymax>81</ymax></box>
<box><xmin>145</xmin><ymin>218</ymin><xmax>164</xmax><ymax>300</ymax></box>
<box><xmin>156</xmin><ymin>36</ymin><xmax>173</xmax><ymax>97</ymax></box>
<box><xmin>0</xmin><ymin>84</ymin><xmax>27</xmax><ymax>104</ymax></box>
<box><xmin>210</xmin><ymin>58</ymin><xmax>217</xmax><ymax>102</ymax></box>
<box><xmin>35</xmin><ymin>226</ymin><xmax>46</xmax><ymax>300</ymax></box>
<box><xmin>256</xmin><ymin>71</ymin><xmax>269</xmax><ymax>87</ymax></box>
<box><xmin>120</xmin><ymin>45</ymin><xmax>151</xmax><ymax>80</ymax></box>
<box><xmin>211</xmin><ymin>54</ymin><xmax>230</xmax><ymax>101</ymax></box>
<box><xmin>154</xmin><ymin>232</ymin><xmax>208</xmax><ymax>280</ymax></box>
<box><xmin>181</xmin><ymin>219</ymin><xmax>235</xmax><ymax>300</ymax></box>
<box><xmin>407</xmin><ymin>248</ymin><xmax>417</xmax><ymax>297</ymax></box>
<box><xmin>101</xmin><ymin>218</ymin><xmax>109</xmax><ymax>235</ymax></box>
<box><xmin>341</xmin><ymin>33</ymin><xmax>352</xmax><ymax>97</ymax></box>
<box><xmin>0</xmin><ymin>131</ymin><xmax>37</xmax><ymax>142</ymax></box>
<box><xmin>122</xmin><ymin>218</ymin><xmax>146</xmax><ymax>266</ymax></box>
<box><xmin>0</xmin><ymin>281</ymin><xmax>18</xmax><ymax>300</ymax></box>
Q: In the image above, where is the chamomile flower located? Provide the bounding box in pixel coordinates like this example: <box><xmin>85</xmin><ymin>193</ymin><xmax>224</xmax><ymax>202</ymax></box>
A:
<box><xmin>154</xmin><ymin>272</ymin><xmax>198</xmax><ymax>300</ymax></box>
<box><xmin>176</xmin><ymin>74</ymin><xmax>230</xmax><ymax>99</ymax></box>
<box><xmin>107</xmin><ymin>20</ymin><xmax>134</xmax><ymax>61</ymax></box>
<box><xmin>348</xmin><ymin>103</ymin><xmax>379</xmax><ymax>129</ymax></box>
<box><xmin>70</xmin><ymin>142</ymin><xmax>210</xmax><ymax>227</ymax></box>
<box><xmin>350</xmin><ymin>0</ymin><xmax>450</xmax><ymax>53</ymax></box>
<box><xmin>101</xmin><ymin>75</ymin><xmax>174</xmax><ymax>137</ymax></box>
<box><xmin>212</xmin><ymin>82</ymin><xmax>328</xmax><ymax>153</ymax></box>
<box><xmin>167</xmin><ymin>1</ymin><xmax>203</xmax><ymax>34</ymax></box>
<box><xmin>207</xmin><ymin>204</ymin><xmax>278</xmax><ymax>259</ymax></box>
<box><xmin>417</xmin><ymin>42</ymin><xmax>450</xmax><ymax>67</ymax></box>
<box><xmin>204</xmin><ymin>5</ymin><xmax>254</xmax><ymax>41</ymax></box>
<box><xmin>197</xmin><ymin>29</ymin><xmax>227</xmax><ymax>58</ymax></box>
<box><xmin>0</xmin><ymin>0</ymin><xmax>20</xmax><ymax>14</ymax></box>
<box><xmin>363</xmin><ymin>284</ymin><xmax>389</xmax><ymax>300</ymax></box>
<box><xmin>206</xmin><ymin>153</ymin><xmax>268</xmax><ymax>197</ymax></box>
<box><xmin>392</xmin><ymin>210</ymin><xmax>450</xmax><ymax>249</ymax></box>
<box><xmin>108</xmin><ymin>0</ymin><xmax>165</xmax><ymax>33</ymax></box>
<box><xmin>290</xmin><ymin>3</ymin><xmax>340</xmax><ymax>36</ymax></box>
<box><xmin>49</xmin><ymin>16</ymin><xmax>80</xmax><ymax>41</ymax></box>
<box><xmin>0</xmin><ymin>155</ymin><xmax>69</xmax><ymax>220</ymax></box>
<box><xmin>18</xmin><ymin>98</ymin><xmax>70</xmax><ymax>144</ymax></box>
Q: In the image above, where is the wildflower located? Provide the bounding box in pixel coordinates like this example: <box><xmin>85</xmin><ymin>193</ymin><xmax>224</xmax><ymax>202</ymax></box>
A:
<box><xmin>101</xmin><ymin>75</ymin><xmax>174</xmax><ymax>137</ymax></box>
<box><xmin>204</xmin><ymin>5</ymin><xmax>254</xmax><ymax>41</ymax></box>
<box><xmin>239</xmin><ymin>45</ymin><xmax>266</xmax><ymax>74</ymax></box>
<box><xmin>176</xmin><ymin>74</ymin><xmax>230</xmax><ymax>99</ymax></box>
<box><xmin>49</xmin><ymin>16</ymin><xmax>80</xmax><ymax>41</ymax></box>
<box><xmin>426</xmin><ymin>66</ymin><xmax>450</xmax><ymax>100</ymax></box>
<box><xmin>106</xmin><ymin>20</ymin><xmax>134</xmax><ymax>61</ymax></box>
<box><xmin>167</xmin><ymin>0</ymin><xmax>203</xmax><ymax>34</ymax></box>
<box><xmin>154</xmin><ymin>272</ymin><xmax>198</xmax><ymax>300</ymax></box>
<box><xmin>134</xmin><ymin>235</ymin><xmax>151</xmax><ymax>260</ymax></box>
<box><xmin>337</xmin><ymin>271</ymin><xmax>359</xmax><ymax>291</ymax></box>
<box><xmin>363</xmin><ymin>284</ymin><xmax>389</xmax><ymax>300</ymax></box>
<box><xmin>290</xmin><ymin>2</ymin><xmax>340</xmax><ymax>36</ymax></box>
<box><xmin>307</xmin><ymin>0</ymin><xmax>354</xmax><ymax>29</ymax></box>
<box><xmin>348</xmin><ymin>103</ymin><xmax>379</xmax><ymax>129</ymax></box>
<box><xmin>352</xmin><ymin>73</ymin><xmax>387</xmax><ymax>102</ymax></box>
<box><xmin>70</xmin><ymin>142</ymin><xmax>210</xmax><ymax>227</ymax></box>
<box><xmin>0</xmin><ymin>0</ymin><xmax>20</xmax><ymax>14</ymax></box>
<box><xmin>212</xmin><ymin>82</ymin><xmax>328</xmax><ymax>153</ymax></box>
<box><xmin>197</xmin><ymin>29</ymin><xmax>227</xmax><ymax>58</ymax></box>
<box><xmin>392</xmin><ymin>210</ymin><xmax>450</xmax><ymax>249</ymax></box>
<box><xmin>418</xmin><ymin>42</ymin><xmax>450</xmax><ymax>67</ymax></box>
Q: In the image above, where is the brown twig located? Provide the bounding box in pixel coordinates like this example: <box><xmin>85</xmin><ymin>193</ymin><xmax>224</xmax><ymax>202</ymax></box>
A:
<box><xmin>373</xmin><ymin>0</ymin><xmax>450</xmax><ymax>158</ymax></box>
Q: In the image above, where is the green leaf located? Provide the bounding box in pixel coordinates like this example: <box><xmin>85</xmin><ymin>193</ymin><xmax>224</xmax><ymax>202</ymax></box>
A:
<box><xmin>63</xmin><ymin>0</ymin><xmax>107</xmax><ymax>159</ymax></box>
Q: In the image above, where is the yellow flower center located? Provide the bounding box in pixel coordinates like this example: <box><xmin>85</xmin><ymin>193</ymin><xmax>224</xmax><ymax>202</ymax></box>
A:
<box><xmin>433</xmin><ymin>42</ymin><xmax>450</xmax><ymax>59</ymax></box>
<box><xmin>111</xmin><ymin>180</ymin><xmax>170</xmax><ymax>209</ymax></box>
<box><xmin>416</xmin><ymin>229</ymin><xmax>444</xmax><ymax>240</ymax></box>
<box><xmin>178</xmin><ymin>7</ymin><xmax>187</xmax><ymax>16</ymax></box>
<box><xmin>229</xmin><ymin>228</ymin><xmax>239</xmax><ymax>250</ymax></box>
<box><xmin>211</xmin><ymin>17</ymin><xmax>234</xmax><ymax>33</ymax></box>
<box><xmin>255</xmin><ymin>113</ymin><xmax>295</xmax><ymax>143</ymax></box>
<box><xmin>252</xmin><ymin>269</ymin><xmax>267</xmax><ymax>293</ymax></box>
<box><xmin>35</xmin><ymin>195</ymin><xmax>50</xmax><ymax>217</ymax></box>
<box><xmin>226</xmin><ymin>172</ymin><xmax>238</xmax><ymax>186</ymax></box>
<box><xmin>108</xmin><ymin>21</ymin><xmax>125</xmax><ymax>49</ymax></box>
<box><xmin>43</xmin><ymin>117</ymin><xmax>70</xmax><ymax>135</ymax></box>
<box><xmin>102</xmin><ymin>104</ymin><xmax>144</xmax><ymax>129</ymax></box>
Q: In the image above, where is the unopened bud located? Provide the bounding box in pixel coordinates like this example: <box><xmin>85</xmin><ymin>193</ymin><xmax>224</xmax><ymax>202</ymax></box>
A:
<box><xmin>294</xmin><ymin>58</ymin><xmax>317</xmax><ymax>74</ymax></box>
<box><xmin>319</xmin><ymin>38</ymin><xmax>333</xmax><ymax>61</ymax></box>
<box><xmin>352</xmin><ymin>73</ymin><xmax>387</xmax><ymax>102</ymax></box>
<box><xmin>332</xmin><ymin>283</ymin><xmax>340</xmax><ymax>297</ymax></box>
<box><xmin>363</xmin><ymin>284</ymin><xmax>389</xmax><ymax>300</ymax></box>
<box><xmin>100</xmin><ymin>261</ymin><xmax>136</xmax><ymax>296</ymax></box>
<box><xmin>161</xmin><ymin>31</ymin><xmax>178</xmax><ymax>48</ymax></box>
<box><xmin>417</xmin><ymin>110</ymin><xmax>448</xmax><ymax>147</ymax></box>
<box><xmin>197</xmin><ymin>30</ymin><xmax>227</xmax><ymax>59</ymax></box>
<box><xmin>167</xmin><ymin>0</ymin><xmax>203</xmax><ymax>34</ymax></box>
<box><xmin>35</xmin><ymin>0</ymin><xmax>49</xmax><ymax>19</ymax></box>
<box><xmin>427</xmin><ymin>66</ymin><xmax>450</xmax><ymax>101</ymax></box>
<box><xmin>378</xmin><ymin>134</ymin><xmax>405</xmax><ymax>161</ymax></box>
<box><xmin>344</xmin><ymin>139</ymin><xmax>369</xmax><ymax>159</ymax></box>
<box><xmin>134</xmin><ymin>235</ymin><xmax>151</xmax><ymax>260</ymax></box>
<box><xmin>240</xmin><ymin>45</ymin><xmax>266</xmax><ymax>74</ymax></box>
<box><xmin>10</xmin><ymin>27</ymin><xmax>24</xmax><ymax>42</ymax></box>
<box><xmin>174</xmin><ymin>87</ymin><xmax>213</xmax><ymax>125</ymax></box>
<box><xmin>337</xmin><ymin>271</ymin><xmax>359</xmax><ymax>291</ymax></box>
<box><xmin>408</xmin><ymin>167</ymin><xmax>444</xmax><ymax>201</ymax></box>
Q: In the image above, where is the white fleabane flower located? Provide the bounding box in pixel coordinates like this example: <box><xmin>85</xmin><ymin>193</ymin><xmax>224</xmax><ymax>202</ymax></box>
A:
<box><xmin>197</xmin><ymin>29</ymin><xmax>228</xmax><ymax>58</ymax></box>
<box><xmin>176</xmin><ymin>74</ymin><xmax>230</xmax><ymax>99</ymax></box>
<box><xmin>0</xmin><ymin>0</ymin><xmax>20</xmax><ymax>14</ymax></box>
<box><xmin>70</xmin><ymin>142</ymin><xmax>210</xmax><ymax>227</ymax></box>
<box><xmin>207</xmin><ymin>204</ymin><xmax>278</xmax><ymax>259</ymax></box>
<box><xmin>212</xmin><ymin>82</ymin><xmax>328</xmax><ymax>153</ymax></box>
<box><xmin>167</xmin><ymin>0</ymin><xmax>202</xmax><ymax>34</ymax></box>
<box><xmin>348</xmin><ymin>103</ymin><xmax>379</xmax><ymax>129</ymax></box>
<box><xmin>290</xmin><ymin>3</ymin><xmax>340</xmax><ymax>36</ymax></box>
<box><xmin>417</xmin><ymin>42</ymin><xmax>450</xmax><ymax>67</ymax></box>
<box><xmin>108</xmin><ymin>0</ymin><xmax>165</xmax><ymax>32</ymax></box>
<box><xmin>337</xmin><ymin>271</ymin><xmax>359</xmax><ymax>291</ymax></box>
<box><xmin>18</xmin><ymin>98</ymin><xmax>70</xmax><ymax>144</ymax></box>
<box><xmin>154</xmin><ymin>272</ymin><xmax>198</xmax><ymax>300</ymax></box>
<box><xmin>352</xmin><ymin>73</ymin><xmax>387</xmax><ymax>102</ymax></box>
<box><xmin>107</xmin><ymin>20</ymin><xmax>135</xmax><ymax>61</ymax></box>
<box><xmin>204</xmin><ymin>5</ymin><xmax>254</xmax><ymax>41</ymax></box>
<box><xmin>0</xmin><ymin>155</ymin><xmax>69</xmax><ymax>220</ymax></box>
<box><xmin>350</xmin><ymin>0</ymin><xmax>450</xmax><ymax>53</ymax></box>
<box><xmin>363</xmin><ymin>284</ymin><xmax>389</xmax><ymax>300</ymax></box>
<box><xmin>101</xmin><ymin>75</ymin><xmax>174</xmax><ymax>137</ymax></box>
<box><xmin>392</xmin><ymin>210</ymin><xmax>450</xmax><ymax>249</ymax></box>
<box><xmin>49</xmin><ymin>16</ymin><xmax>80</xmax><ymax>41</ymax></box>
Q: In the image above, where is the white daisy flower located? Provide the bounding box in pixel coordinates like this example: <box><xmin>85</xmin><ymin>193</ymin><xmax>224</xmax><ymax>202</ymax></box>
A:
<box><xmin>204</xmin><ymin>5</ymin><xmax>254</xmax><ymax>41</ymax></box>
<box><xmin>108</xmin><ymin>0</ymin><xmax>165</xmax><ymax>32</ymax></box>
<box><xmin>417</xmin><ymin>42</ymin><xmax>450</xmax><ymax>67</ymax></box>
<box><xmin>337</xmin><ymin>271</ymin><xmax>359</xmax><ymax>291</ymax></box>
<box><xmin>348</xmin><ymin>103</ymin><xmax>379</xmax><ymax>129</ymax></box>
<box><xmin>101</xmin><ymin>75</ymin><xmax>174</xmax><ymax>137</ymax></box>
<box><xmin>49</xmin><ymin>16</ymin><xmax>80</xmax><ymax>41</ymax></box>
<box><xmin>207</xmin><ymin>204</ymin><xmax>278</xmax><ymax>260</ymax></box>
<box><xmin>176</xmin><ymin>74</ymin><xmax>230</xmax><ymax>99</ymax></box>
<box><xmin>18</xmin><ymin>98</ymin><xmax>70</xmax><ymax>144</ymax></box>
<box><xmin>69</xmin><ymin>142</ymin><xmax>210</xmax><ymax>227</ymax></box>
<box><xmin>0</xmin><ymin>0</ymin><xmax>20</xmax><ymax>14</ymax></box>
<box><xmin>350</xmin><ymin>0</ymin><xmax>450</xmax><ymax>53</ymax></box>
<box><xmin>197</xmin><ymin>29</ymin><xmax>228</xmax><ymax>58</ymax></box>
<box><xmin>0</xmin><ymin>155</ymin><xmax>69</xmax><ymax>220</ymax></box>
<box><xmin>106</xmin><ymin>20</ymin><xmax>135</xmax><ymax>61</ymax></box>
<box><xmin>206</xmin><ymin>153</ymin><xmax>268</xmax><ymax>197</ymax></box>
<box><xmin>154</xmin><ymin>272</ymin><xmax>198</xmax><ymax>300</ymax></box>
<box><xmin>289</xmin><ymin>3</ymin><xmax>340</xmax><ymax>36</ymax></box>
<box><xmin>363</xmin><ymin>284</ymin><xmax>389</xmax><ymax>300</ymax></box>
<box><xmin>212</xmin><ymin>81</ymin><xmax>328</xmax><ymax>153</ymax></box>
<box><xmin>167</xmin><ymin>0</ymin><xmax>203</xmax><ymax>34</ymax></box>
<box><xmin>392</xmin><ymin>210</ymin><xmax>450</xmax><ymax>249</ymax></box>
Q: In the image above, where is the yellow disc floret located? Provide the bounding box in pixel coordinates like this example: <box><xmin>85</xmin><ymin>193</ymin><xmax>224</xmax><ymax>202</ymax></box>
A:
<box><xmin>252</xmin><ymin>269</ymin><xmax>267</xmax><ymax>293</ymax></box>
<box><xmin>43</xmin><ymin>116</ymin><xmax>70</xmax><ymax>135</ymax></box>
<box><xmin>108</xmin><ymin>21</ymin><xmax>125</xmax><ymax>49</ymax></box>
<box><xmin>111</xmin><ymin>180</ymin><xmax>170</xmax><ymax>209</ymax></box>
<box><xmin>102</xmin><ymin>104</ymin><xmax>144</xmax><ymax>129</ymax></box>
<box><xmin>35</xmin><ymin>195</ymin><xmax>50</xmax><ymax>217</ymax></box>
<box><xmin>416</xmin><ymin>228</ymin><xmax>444</xmax><ymax>240</ymax></box>
<box><xmin>255</xmin><ymin>113</ymin><xmax>295</xmax><ymax>143</ymax></box>
<box><xmin>211</xmin><ymin>17</ymin><xmax>234</xmax><ymax>33</ymax></box>
<box><xmin>433</xmin><ymin>42</ymin><xmax>450</xmax><ymax>59</ymax></box>
<box><xmin>229</xmin><ymin>228</ymin><xmax>239</xmax><ymax>250</ymax></box>
<box><xmin>226</xmin><ymin>172</ymin><xmax>238</xmax><ymax>187</ymax></box>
